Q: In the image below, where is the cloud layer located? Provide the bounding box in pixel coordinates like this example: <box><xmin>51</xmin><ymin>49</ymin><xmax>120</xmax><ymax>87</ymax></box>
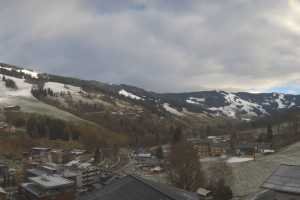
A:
<box><xmin>1</xmin><ymin>0</ymin><xmax>300</xmax><ymax>93</ymax></box>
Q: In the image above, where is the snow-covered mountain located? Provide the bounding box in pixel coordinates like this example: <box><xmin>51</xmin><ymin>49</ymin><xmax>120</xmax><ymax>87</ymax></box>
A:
<box><xmin>171</xmin><ymin>91</ymin><xmax>299</xmax><ymax>119</ymax></box>
<box><xmin>115</xmin><ymin>87</ymin><xmax>300</xmax><ymax>120</ymax></box>
<box><xmin>0</xmin><ymin>62</ymin><xmax>299</xmax><ymax>121</ymax></box>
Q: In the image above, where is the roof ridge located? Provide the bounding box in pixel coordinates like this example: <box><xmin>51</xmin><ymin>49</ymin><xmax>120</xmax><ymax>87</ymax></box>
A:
<box><xmin>130</xmin><ymin>174</ymin><xmax>195</xmax><ymax>200</ymax></box>
<box><xmin>130</xmin><ymin>175</ymin><xmax>178</xmax><ymax>200</ymax></box>
<box><xmin>262</xmin><ymin>164</ymin><xmax>300</xmax><ymax>194</ymax></box>
<box><xmin>279</xmin><ymin>164</ymin><xmax>300</xmax><ymax>167</ymax></box>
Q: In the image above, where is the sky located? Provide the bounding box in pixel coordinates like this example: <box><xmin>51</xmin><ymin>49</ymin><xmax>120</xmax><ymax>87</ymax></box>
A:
<box><xmin>1</xmin><ymin>0</ymin><xmax>300</xmax><ymax>93</ymax></box>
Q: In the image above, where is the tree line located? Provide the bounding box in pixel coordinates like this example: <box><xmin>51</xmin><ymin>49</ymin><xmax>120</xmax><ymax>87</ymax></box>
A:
<box><xmin>26</xmin><ymin>115</ymin><xmax>80</xmax><ymax>140</ymax></box>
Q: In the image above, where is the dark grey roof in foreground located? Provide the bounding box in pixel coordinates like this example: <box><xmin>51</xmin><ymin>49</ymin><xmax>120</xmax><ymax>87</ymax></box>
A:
<box><xmin>253</xmin><ymin>189</ymin><xmax>300</xmax><ymax>200</ymax></box>
<box><xmin>262</xmin><ymin>164</ymin><xmax>300</xmax><ymax>194</ymax></box>
<box><xmin>79</xmin><ymin>175</ymin><xmax>199</xmax><ymax>200</ymax></box>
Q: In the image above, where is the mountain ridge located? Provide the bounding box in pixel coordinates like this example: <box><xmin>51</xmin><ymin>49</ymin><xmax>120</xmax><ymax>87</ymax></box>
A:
<box><xmin>0</xmin><ymin>62</ymin><xmax>299</xmax><ymax>121</ymax></box>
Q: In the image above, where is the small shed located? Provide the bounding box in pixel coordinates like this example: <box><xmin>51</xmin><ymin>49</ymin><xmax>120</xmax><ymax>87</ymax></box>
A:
<box><xmin>3</xmin><ymin>105</ymin><xmax>20</xmax><ymax>111</ymax></box>
<box><xmin>197</xmin><ymin>187</ymin><xmax>213</xmax><ymax>199</ymax></box>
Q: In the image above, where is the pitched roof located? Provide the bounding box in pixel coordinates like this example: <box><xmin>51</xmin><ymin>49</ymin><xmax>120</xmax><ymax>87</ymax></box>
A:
<box><xmin>79</xmin><ymin>175</ymin><xmax>199</xmax><ymax>200</ymax></box>
<box><xmin>262</xmin><ymin>164</ymin><xmax>300</xmax><ymax>194</ymax></box>
<box><xmin>197</xmin><ymin>188</ymin><xmax>211</xmax><ymax>196</ymax></box>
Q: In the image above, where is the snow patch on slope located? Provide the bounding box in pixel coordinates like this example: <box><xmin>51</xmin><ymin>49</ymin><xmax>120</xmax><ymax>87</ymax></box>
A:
<box><xmin>0</xmin><ymin>74</ymin><xmax>87</xmax><ymax>122</ymax></box>
<box><xmin>163</xmin><ymin>103</ymin><xmax>184</xmax><ymax>116</ymax></box>
<box><xmin>186</xmin><ymin>97</ymin><xmax>205</xmax><ymax>104</ymax></box>
<box><xmin>209</xmin><ymin>92</ymin><xmax>267</xmax><ymax>118</ymax></box>
<box><xmin>119</xmin><ymin>89</ymin><xmax>143</xmax><ymax>100</ymax></box>
<box><xmin>0</xmin><ymin>66</ymin><xmax>12</xmax><ymax>71</ymax></box>
<box><xmin>289</xmin><ymin>102</ymin><xmax>296</xmax><ymax>108</ymax></box>
<box><xmin>17</xmin><ymin>69</ymin><xmax>39</xmax><ymax>79</ymax></box>
<box><xmin>227</xmin><ymin>157</ymin><xmax>254</xmax><ymax>163</ymax></box>
<box><xmin>0</xmin><ymin>75</ymin><xmax>33</xmax><ymax>100</ymax></box>
<box><xmin>0</xmin><ymin>66</ymin><xmax>39</xmax><ymax>79</ymax></box>
<box><xmin>44</xmin><ymin>82</ymin><xmax>83</xmax><ymax>94</ymax></box>
<box><xmin>273</xmin><ymin>93</ymin><xmax>288</xmax><ymax>109</ymax></box>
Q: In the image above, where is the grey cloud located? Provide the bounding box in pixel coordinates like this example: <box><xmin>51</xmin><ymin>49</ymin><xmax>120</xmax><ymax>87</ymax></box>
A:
<box><xmin>0</xmin><ymin>0</ymin><xmax>299</xmax><ymax>93</ymax></box>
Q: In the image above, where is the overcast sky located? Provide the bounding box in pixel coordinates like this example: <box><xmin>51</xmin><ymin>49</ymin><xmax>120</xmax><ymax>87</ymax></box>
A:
<box><xmin>1</xmin><ymin>0</ymin><xmax>300</xmax><ymax>93</ymax></box>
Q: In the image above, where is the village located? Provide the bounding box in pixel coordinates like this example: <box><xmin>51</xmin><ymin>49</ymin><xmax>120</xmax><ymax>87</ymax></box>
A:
<box><xmin>0</xmin><ymin>103</ymin><xmax>293</xmax><ymax>200</ymax></box>
<box><xmin>0</xmin><ymin>126</ymin><xmax>282</xmax><ymax>200</ymax></box>
<box><xmin>0</xmin><ymin>144</ymin><xmax>213</xmax><ymax>200</ymax></box>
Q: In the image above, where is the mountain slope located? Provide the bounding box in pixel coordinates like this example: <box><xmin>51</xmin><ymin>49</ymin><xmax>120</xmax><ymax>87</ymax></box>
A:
<box><xmin>160</xmin><ymin>91</ymin><xmax>300</xmax><ymax>120</ymax></box>
<box><xmin>0</xmin><ymin>70</ymin><xmax>88</xmax><ymax>122</ymax></box>
<box><xmin>0</xmin><ymin>62</ymin><xmax>299</xmax><ymax>122</ymax></box>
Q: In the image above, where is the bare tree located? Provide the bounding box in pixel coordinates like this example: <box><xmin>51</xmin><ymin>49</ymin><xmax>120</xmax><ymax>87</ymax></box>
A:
<box><xmin>206</xmin><ymin>161</ymin><xmax>233</xmax><ymax>200</ymax></box>
<box><xmin>166</xmin><ymin>141</ymin><xmax>206</xmax><ymax>192</ymax></box>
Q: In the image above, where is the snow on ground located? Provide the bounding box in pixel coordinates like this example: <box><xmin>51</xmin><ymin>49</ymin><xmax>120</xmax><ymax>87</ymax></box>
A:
<box><xmin>0</xmin><ymin>75</ymin><xmax>88</xmax><ymax>122</ymax></box>
<box><xmin>0</xmin><ymin>66</ymin><xmax>12</xmax><ymax>71</ymax></box>
<box><xmin>262</xmin><ymin>149</ymin><xmax>275</xmax><ymax>154</ymax></box>
<box><xmin>262</xmin><ymin>102</ymin><xmax>270</xmax><ymax>106</ymax></box>
<box><xmin>227</xmin><ymin>157</ymin><xmax>254</xmax><ymax>163</ymax></box>
<box><xmin>207</xmin><ymin>136</ymin><xmax>217</xmax><ymax>139</ymax></box>
<box><xmin>241</xmin><ymin>118</ymin><xmax>251</xmax><ymax>122</ymax></box>
<box><xmin>271</xmin><ymin>93</ymin><xmax>296</xmax><ymax>109</ymax></box>
<box><xmin>209</xmin><ymin>92</ymin><xmax>267</xmax><ymax>118</ymax></box>
<box><xmin>0</xmin><ymin>66</ymin><xmax>39</xmax><ymax>79</ymax></box>
<box><xmin>45</xmin><ymin>82</ymin><xmax>114</xmax><ymax>108</ymax></box>
<box><xmin>210</xmin><ymin>106</ymin><xmax>236</xmax><ymax>118</ymax></box>
<box><xmin>17</xmin><ymin>69</ymin><xmax>39</xmax><ymax>79</ymax></box>
<box><xmin>119</xmin><ymin>89</ymin><xmax>143</xmax><ymax>100</ymax></box>
<box><xmin>163</xmin><ymin>103</ymin><xmax>184</xmax><ymax>116</ymax></box>
<box><xmin>262</xmin><ymin>94</ymin><xmax>296</xmax><ymax>110</ymax></box>
<box><xmin>274</xmin><ymin>93</ymin><xmax>285</xmax><ymax>109</ymax></box>
<box><xmin>44</xmin><ymin>82</ymin><xmax>83</xmax><ymax>94</ymax></box>
<box><xmin>201</xmin><ymin>155</ymin><xmax>227</xmax><ymax>162</ymax></box>
<box><xmin>0</xmin><ymin>75</ymin><xmax>33</xmax><ymax>100</ymax></box>
<box><xmin>186</xmin><ymin>99</ymin><xmax>198</xmax><ymax>104</ymax></box>
<box><xmin>274</xmin><ymin>93</ymin><xmax>287</xmax><ymax>109</ymax></box>
<box><xmin>289</xmin><ymin>102</ymin><xmax>296</xmax><ymax>108</ymax></box>
<box><xmin>186</xmin><ymin>97</ymin><xmax>205</xmax><ymax>104</ymax></box>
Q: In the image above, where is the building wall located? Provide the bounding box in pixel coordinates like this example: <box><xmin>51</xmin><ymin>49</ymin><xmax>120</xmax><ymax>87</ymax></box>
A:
<box><xmin>193</xmin><ymin>143</ymin><xmax>228</xmax><ymax>158</ymax></box>
<box><xmin>19</xmin><ymin>186</ymin><xmax>75</xmax><ymax>200</ymax></box>
<box><xmin>210</xmin><ymin>147</ymin><xmax>225</xmax><ymax>157</ymax></box>
<box><xmin>0</xmin><ymin>193</ymin><xmax>6</xmax><ymax>200</ymax></box>
<box><xmin>81</xmin><ymin>167</ymin><xmax>100</xmax><ymax>187</ymax></box>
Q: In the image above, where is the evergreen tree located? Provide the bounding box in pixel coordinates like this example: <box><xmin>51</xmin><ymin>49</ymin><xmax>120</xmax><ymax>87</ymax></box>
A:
<box><xmin>172</xmin><ymin>126</ymin><xmax>183</xmax><ymax>144</ymax></box>
<box><xmin>266</xmin><ymin>124</ymin><xmax>273</xmax><ymax>142</ymax></box>
<box><xmin>206</xmin><ymin>125</ymin><xmax>212</xmax><ymax>136</ymax></box>
<box><xmin>230</xmin><ymin>131</ymin><xmax>238</xmax><ymax>152</ymax></box>
<box><xmin>155</xmin><ymin>146</ymin><xmax>164</xmax><ymax>160</ymax></box>
<box><xmin>4</xmin><ymin>78</ymin><xmax>17</xmax><ymax>89</ymax></box>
